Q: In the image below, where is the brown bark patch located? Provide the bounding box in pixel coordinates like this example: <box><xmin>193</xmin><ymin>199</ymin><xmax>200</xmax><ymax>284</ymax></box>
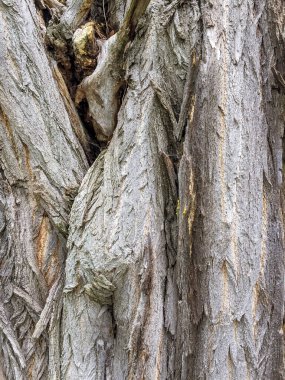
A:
<box><xmin>0</xmin><ymin>106</ymin><xmax>19</xmax><ymax>161</ymax></box>
<box><xmin>45</xmin><ymin>239</ymin><xmax>60</xmax><ymax>287</ymax></box>
<box><xmin>23</xmin><ymin>143</ymin><xmax>33</xmax><ymax>180</ymax></box>
<box><xmin>36</xmin><ymin>216</ymin><xmax>49</xmax><ymax>272</ymax></box>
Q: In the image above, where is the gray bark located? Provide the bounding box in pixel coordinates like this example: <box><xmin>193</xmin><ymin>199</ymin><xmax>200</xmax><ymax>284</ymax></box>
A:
<box><xmin>176</xmin><ymin>2</ymin><xmax>285</xmax><ymax>379</ymax></box>
<box><xmin>0</xmin><ymin>0</ymin><xmax>284</xmax><ymax>379</ymax></box>
<box><xmin>0</xmin><ymin>0</ymin><xmax>88</xmax><ymax>378</ymax></box>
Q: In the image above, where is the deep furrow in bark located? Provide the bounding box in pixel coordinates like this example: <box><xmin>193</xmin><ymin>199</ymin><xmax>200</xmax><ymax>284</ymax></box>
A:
<box><xmin>60</xmin><ymin>2</ymin><xmax>200</xmax><ymax>378</ymax></box>
<box><xmin>0</xmin><ymin>0</ymin><xmax>88</xmax><ymax>378</ymax></box>
<box><xmin>0</xmin><ymin>0</ymin><xmax>284</xmax><ymax>379</ymax></box>
<box><xmin>176</xmin><ymin>1</ymin><xmax>285</xmax><ymax>379</ymax></box>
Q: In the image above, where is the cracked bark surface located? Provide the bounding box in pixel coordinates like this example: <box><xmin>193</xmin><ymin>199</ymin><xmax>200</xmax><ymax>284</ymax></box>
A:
<box><xmin>0</xmin><ymin>0</ymin><xmax>88</xmax><ymax>378</ymax></box>
<box><xmin>0</xmin><ymin>0</ymin><xmax>284</xmax><ymax>379</ymax></box>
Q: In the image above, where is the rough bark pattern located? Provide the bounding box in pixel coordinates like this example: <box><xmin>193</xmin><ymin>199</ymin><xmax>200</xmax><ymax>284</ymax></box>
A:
<box><xmin>176</xmin><ymin>1</ymin><xmax>285</xmax><ymax>379</ymax></box>
<box><xmin>0</xmin><ymin>0</ymin><xmax>88</xmax><ymax>379</ymax></box>
<box><xmin>0</xmin><ymin>0</ymin><xmax>284</xmax><ymax>379</ymax></box>
<box><xmin>47</xmin><ymin>0</ymin><xmax>92</xmax><ymax>42</ymax></box>
<box><xmin>61</xmin><ymin>1</ymin><xmax>200</xmax><ymax>378</ymax></box>
<box><xmin>78</xmin><ymin>0</ymin><xmax>151</xmax><ymax>141</ymax></box>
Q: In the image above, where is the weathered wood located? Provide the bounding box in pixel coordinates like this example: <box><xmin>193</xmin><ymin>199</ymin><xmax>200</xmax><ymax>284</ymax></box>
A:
<box><xmin>0</xmin><ymin>0</ymin><xmax>88</xmax><ymax>378</ymax></box>
<box><xmin>0</xmin><ymin>0</ymin><xmax>284</xmax><ymax>379</ymax></box>
<box><xmin>47</xmin><ymin>0</ymin><xmax>92</xmax><ymax>41</ymax></box>
<box><xmin>176</xmin><ymin>1</ymin><xmax>285</xmax><ymax>379</ymax></box>
<box><xmin>78</xmin><ymin>0</ymin><xmax>152</xmax><ymax>141</ymax></box>
<box><xmin>61</xmin><ymin>1</ymin><xmax>200</xmax><ymax>378</ymax></box>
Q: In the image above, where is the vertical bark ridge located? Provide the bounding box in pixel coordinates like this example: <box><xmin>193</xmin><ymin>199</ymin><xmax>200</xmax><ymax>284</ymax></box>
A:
<box><xmin>0</xmin><ymin>0</ymin><xmax>88</xmax><ymax>378</ymax></box>
<box><xmin>176</xmin><ymin>0</ymin><xmax>285</xmax><ymax>378</ymax></box>
<box><xmin>0</xmin><ymin>0</ymin><xmax>284</xmax><ymax>378</ymax></box>
<box><xmin>61</xmin><ymin>1</ymin><xmax>200</xmax><ymax>378</ymax></box>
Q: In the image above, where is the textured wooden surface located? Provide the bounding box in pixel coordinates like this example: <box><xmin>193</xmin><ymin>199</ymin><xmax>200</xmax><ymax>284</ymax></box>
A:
<box><xmin>0</xmin><ymin>0</ymin><xmax>284</xmax><ymax>379</ymax></box>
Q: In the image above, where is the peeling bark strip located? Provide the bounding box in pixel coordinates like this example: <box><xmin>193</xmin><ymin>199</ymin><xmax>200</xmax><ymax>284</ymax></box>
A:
<box><xmin>0</xmin><ymin>0</ymin><xmax>284</xmax><ymax>380</ymax></box>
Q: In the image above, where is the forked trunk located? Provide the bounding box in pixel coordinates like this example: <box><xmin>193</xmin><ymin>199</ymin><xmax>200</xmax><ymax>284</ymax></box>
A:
<box><xmin>0</xmin><ymin>0</ymin><xmax>284</xmax><ymax>379</ymax></box>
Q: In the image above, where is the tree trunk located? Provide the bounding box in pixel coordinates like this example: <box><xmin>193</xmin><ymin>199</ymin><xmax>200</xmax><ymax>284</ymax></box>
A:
<box><xmin>0</xmin><ymin>0</ymin><xmax>284</xmax><ymax>379</ymax></box>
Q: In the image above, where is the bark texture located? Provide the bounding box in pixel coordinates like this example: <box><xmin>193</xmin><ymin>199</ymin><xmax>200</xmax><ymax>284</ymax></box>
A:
<box><xmin>0</xmin><ymin>0</ymin><xmax>284</xmax><ymax>379</ymax></box>
<box><xmin>176</xmin><ymin>2</ymin><xmax>285</xmax><ymax>379</ymax></box>
<box><xmin>0</xmin><ymin>0</ymin><xmax>88</xmax><ymax>378</ymax></box>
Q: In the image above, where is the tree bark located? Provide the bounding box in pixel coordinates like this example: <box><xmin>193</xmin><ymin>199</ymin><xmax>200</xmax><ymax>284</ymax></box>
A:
<box><xmin>0</xmin><ymin>1</ymin><xmax>88</xmax><ymax>378</ymax></box>
<box><xmin>0</xmin><ymin>0</ymin><xmax>284</xmax><ymax>379</ymax></box>
<box><xmin>176</xmin><ymin>2</ymin><xmax>285</xmax><ymax>379</ymax></box>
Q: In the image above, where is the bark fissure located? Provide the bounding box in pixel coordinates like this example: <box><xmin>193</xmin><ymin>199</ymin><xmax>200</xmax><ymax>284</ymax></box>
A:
<box><xmin>0</xmin><ymin>0</ymin><xmax>284</xmax><ymax>379</ymax></box>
